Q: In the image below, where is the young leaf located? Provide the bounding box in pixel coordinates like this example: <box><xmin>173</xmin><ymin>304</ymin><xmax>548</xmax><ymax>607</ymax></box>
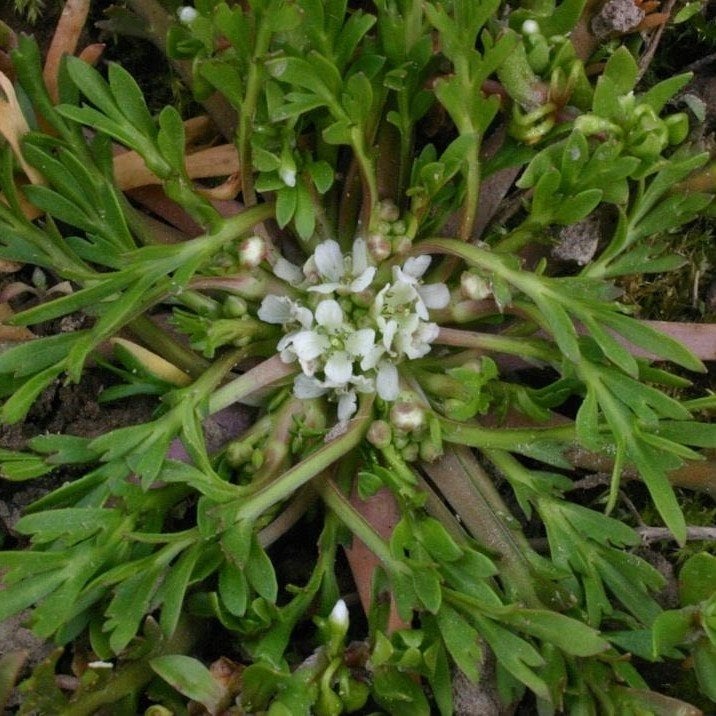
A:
<box><xmin>151</xmin><ymin>655</ymin><xmax>225</xmax><ymax>712</ymax></box>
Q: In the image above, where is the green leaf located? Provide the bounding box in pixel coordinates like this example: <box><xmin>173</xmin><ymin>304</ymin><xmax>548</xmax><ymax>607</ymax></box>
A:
<box><xmin>435</xmin><ymin>604</ymin><xmax>482</xmax><ymax>682</ymax></box>
<box><xmin>575</xmin><ymin>388</ymin><xmax>601</xmax><ymax>450</ymax></box>
<box><xmin>652</xmin><ymin>608</ymin><xmax>695</xmax><ymax>656</ymax></box>
<box><xmin>151</xmin><ymin>655</ymin><xmax>225</xmax><ymax>711</ymax></box>
<box><xmin>158</xmin><ymin>543</ymin><xmax>203</xmax><ymax>638</ymax></box>
<box><xmin>307</xmin><ymin>160</ymin><xmax>334</xmax><ymax>194</ymax></box>
<box><xmin>108</xmin><ymin>62</ymin><xmax>156</xmax><ymax>139</ymax></box>
<box><xmin>106</xmin><ymin>566</ymin><xmax>164</xmax><ymax>653</ymax></box>
<box><xmin>693</xmin><ymin>641</ymin><xmax>716</xmax><ymax>701</ymax></box>
<box><xmin>275</xmin><ymin>186</ymin><xmax>297</xmax><ymax>228</ymax></box>
<box><xmin>599</xmin><ymin>47</ymin><xmax>638</xmax><ymax>101</ymax></box>
<box><xmin>599</xmin><ymin>313</ymin><xmax>705</xmax><ymax>373</ymax></box>
<box><xmin>246</xmin><ymin>536</ymin><xmax>277</xmax><ymax>601</ymax></box>
<box><xmin>412</xmin><ymin>566</ymin><xmax>442</xmax><ymax>613</ymax></box>
<box><xmin>502</xmin><ymin>609</ymin><xmax>609</xmax><ymax>656</ymax></box>
<box><xmin>552</xmin><ymin>188</ymin><xmax>603</xmax><ymax>225</ymax></box>
<box><xmin>294</xmin><ymin>179</ymin><xmax>316</xmax><ymax>239</ymax></box>
<box><xmin>640</xmin><ymin>73</ymin><xmax>692</xmax><ymax>113</ymax></box>
<box><xmin>679</xmin><ymin>553</ymin><xmax>716</xmax><ymax>606</ymax></box>
<box><xmin>157</xmin><ymin>106</ymin><xmax>186</xmax><ymax>174</ymax></box>
<box><xmin>65</xmin><ymin>56</ymin><xmax>124</xmax><ymax>123</ymax></box>
<box><xmin>219</xmin><ymin>562</ymin><xmax>249</xmax><ymax>616</ymax></box>
<box><xmin>0</xmin><ymin>449</ymin><xmax>53</xmax><ymax>481</ymax></box>
<box><xmin>416</xmin><ymin>517</ymin><xmax>463</xmax><ymax>563</ymax></box>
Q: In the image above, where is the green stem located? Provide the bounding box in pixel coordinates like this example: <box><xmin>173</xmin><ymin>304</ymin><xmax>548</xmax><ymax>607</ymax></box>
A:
<box><xmin>436</xmin><ymin>327</ymin><xmax>558</xmax><ymax>363</ymax></box>
<box><xmin>230</xmin><ymin>397</ymin><xmax>374</xmax><ymax>522</ymax></box>
<box><xmin>440</xmin><ymin>418</ymin><xmax>575</xmax><ymax>451</ymax></box>
<box><xmin>318</xmin><ymin>477</ymin><xmax>409</xmax><ymax>576</ymax></box>
<box><xmin>209</xmin><ymin>354</ymin><xmax>296</xmax><ymax>414</ymax></box>
<box><xmin>237</xmin><ymin>19</ymin><xmax>273</xmax><ymax>206</ymax></box>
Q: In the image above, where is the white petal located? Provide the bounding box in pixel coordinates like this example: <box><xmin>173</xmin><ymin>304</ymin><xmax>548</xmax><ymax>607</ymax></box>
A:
<box><xmin>351</xmin><ymin>374</ymin><xmax>375</xmax><ymax>393</ymax></box>
<box><xmin>315</xmin><ymin>299</ymin><xmax>343</xmax><ymax>330</ymax></box>
<box><xmin>360</xmin><ymin>345</ymin><xmax>384</xmax><ymax>371</ymax></box>
<box><xmin>402</xmin><ymin>255</ymin><xmax>431</xmax><ymax>279</ymax></box>
<box><xmin>258</xmin><ymin>295</ymin><xmax>292</xmax><ymax>324</ymax></box>
<box><xmin>293</xmin><ymin>305</ymin><xmax>314</xmax><ymax>328</ymax></box>
<box><xmin>382</xmin><ymin>319</ymin><xmax>398</xmax><ymax>351</ymax></box>
<box><xmin>418</xmin><ymin>282</ymin><xmax>450</xmax><ymax>309</ymax></box>
<box><xmin>274</xmin><ymin>257</ymin><xmax>304</xmax><ymax>283</ymax></box>
<box><xmin>352</xmin><ymin>238</ymin><xmax>369</xmax><ymax>273</ymax></box>
<box><xmin>291</xmin><ymin>330</ymin><xmax>329</xmax><ymax>361</ymax></box>
<box><xmin>386</xmin><ymin>280</ymin><xmax>417</xmax><ymax>307</ymax></box>
<box><xmin>294</xmin><ymin>374</ymin><xmax>328</xmax><ymax>398</ymax></box>
<box><xmin>324</xmin><ymin>351</ymin><xmax>353</xmax><ymax>385</ymax></box>
<box><xmin>337</xmin><ymin>390</ymin><xmax>357</xmax><ymax>422</ymax></box>
<box><xmin>376</xmin><ymin>362</ymin><xmax>399</xmax><ymax>401</ymax></box>
<box><xmin>345</xmin><ymin>328</ymin><xmax>375</xmax><ymax>358</ymax></box>
<box><xmin>314</xmin><ymin>240</ymin><xmax>345</xmax><ymax>282</ymax></box>
<box><xmin>417</xmin><ymin>321</ymin><xmax>440</xmax><ymax>344</ymax></box>
<box><xmin>413</xmin><ymin>297</ymin><xmax>429</xmax><ymax>320</ymax></box>
<box><xmin>307</xmin><ymin>282</ymin><xmax>341</xmax><ymax>294</ymax></box>
<box><xmin>349</xmin><ymin>266</ymin><xmax>376</xmax><ymax>292</ymax></box>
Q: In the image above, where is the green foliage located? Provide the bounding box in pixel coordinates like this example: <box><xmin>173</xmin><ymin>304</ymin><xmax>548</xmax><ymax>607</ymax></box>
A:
<box><xmin>0</xmin><ymin>0</ymin><xmax>713</xmax><ymax>713</ymax></box>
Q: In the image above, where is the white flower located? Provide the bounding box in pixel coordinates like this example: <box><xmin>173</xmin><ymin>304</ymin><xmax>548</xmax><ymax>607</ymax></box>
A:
<box><xmin>177</xmin><ymin>6</ymin><xmax>198</xmax><ymax>24</ymax></box>
<box><xmin>273</xmin><ymin>256</ymin><xmax>304</xmax><ymax>284</ymax></box>
<box><xmin>258</xmin><ymin>242</ymin><xmax>447</xmax><ymax>425</ymax></box>
<box><xmin>258</xmin><ymin>295</ymin><xmax>312</xmax><ymax>329</ymax></box>
<box><xmin>308</xmin><ymin>239</ymin><xmax>376</xmax><ymax>295</ymax></box>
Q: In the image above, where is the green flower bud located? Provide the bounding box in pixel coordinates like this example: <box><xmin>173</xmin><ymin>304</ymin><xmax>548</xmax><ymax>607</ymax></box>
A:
<box><xmin>223</xmin><ymin>295</ymin><xmax>247</xmax><ymax>317</ymax></box>
<box><xmin>367</xmin><ymin>419</ymin><xmax>392</xmax><ymax>448</ymax></box>
<box><xmin>367</xmin><ymin>232</ymin><xmax>391</xmax><ymax>261</ymax></box>
<box><xmin>390</xmin><ymin>400</ymin><xmax>425</xmax><ymax>432</ymax></box>
<box><xmin>378</xmin><ymin>199</ymin><xmax>400</xmax><ymax>222</ymax></box>
<box><xmin>401</xmin><ymin>443</ymin><xmax>419</xmax><ymax>462</ymax></box>
<box><xmin>390</xmin><ymin>219</ymin><xmax>407</xmax><ymax>236</ymax></box>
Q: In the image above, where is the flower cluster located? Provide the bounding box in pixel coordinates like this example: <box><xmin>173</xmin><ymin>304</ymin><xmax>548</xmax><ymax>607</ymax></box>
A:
<box><xmin>258</xmin><ymin>239</ymin><xmax>449</xmax><ymax>422</ymax></box>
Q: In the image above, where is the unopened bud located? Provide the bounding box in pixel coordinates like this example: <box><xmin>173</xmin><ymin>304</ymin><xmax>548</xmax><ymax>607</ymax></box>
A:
<box><xmin>177</xmin><ymin>6</ymin><xmax>198</xmax><ymax>24</ymax></box>
<box><xmin>239</xmin><ymin>235</ymin><xmax>266</xmax><ymax>268</ymax></box>
<box><xmin>223</xmin><ymin>295</ymin><xmax>247</xmax><ymax>317</ymax></box>
<box><xmin>401</xmin><ymin>443</ymin><xmax>419</xmax><ymax>462</ymax></box>
<box><xmin>378</xmin><ymin>199</ymin><xmax>400</xmax><ymax>222</ymax></box>
<box><xmin>460</xmin><ymin>271</ymin><xmax>492</xmax><ymax>300</ymax></box>
<box><xmin>522</xmin><ymin>19</ymin><xmax>540</xmax><ymax>34</ymax></box>
<box><xmin>367</xmin><ymin>419</ymin><xmax>392</xmax><ymax>448</ymax></box>
<box><xmin>392</xmin><ymin>235</ymin><xmax>412</xmax><ymax>255</ymax></box>
<box><xmin>367</xmin><ymin>233</ymin><xmax>391</xmax><ymax>262</ymax></box>
<box><xmin>390</xmin><ymin>400</ymin><xmax>425</xmax><ymax>432</ymax></box>
<box><xmin>390</xmin><ymin>219</ymin><xmax>406</xmax><ymax>236</ymax></box>
<box><xmin>329</xmin><ymin>598</ymin><xmax>349</xmax><ymax>633</ymax></box>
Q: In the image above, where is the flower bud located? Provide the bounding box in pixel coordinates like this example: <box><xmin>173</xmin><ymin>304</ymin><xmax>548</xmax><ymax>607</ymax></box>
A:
<box><xmin>390</xmin><ymin>400</ymin><xmax>425</xmax><ymax>432</ymax></box>
<box><xmin>177</xmin><ymin>6</ymin><xmax>198</xmax><ymax>24</ymax></box>
<box><xmin>390</xmin><ymin>219</ymin><xmax>406</xmax><ymax>236</ymax></box>
<box><xmin>367</xmin><ymin>419</ymin><xmax>392</xmax><ymax>448</ymax></box>
<box><xmin>392</xmin><ymin>235</ymin><xmax>412</xmax><ymax>255</ymax></box>
<box><xmin>328</xmin><ymin>598</ymin><xmax>349</xmax><ymax>635</ymax></box>
<box><xmin>239</xmin><ymin>235</ymin><xmax>266</xmax><ymax>268</ymax></box>
<box><xmin>460</xmin><ymin>271</ymin><xmax>492</xmax><ymax>300</ymax></box>
<box><xmin>367</xmin><ymin>233</ymin><xmax>391</xmax><ymax>262</ymax></box>
<box><xmin>378</xmin><ymin>199</ymin><xmax>400</xmax><ymax>222</ymax></box>
<box><xmin>223</xmin><ymin>295</ymin><xmax>247</xmax><ymax>317</ymax></box>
